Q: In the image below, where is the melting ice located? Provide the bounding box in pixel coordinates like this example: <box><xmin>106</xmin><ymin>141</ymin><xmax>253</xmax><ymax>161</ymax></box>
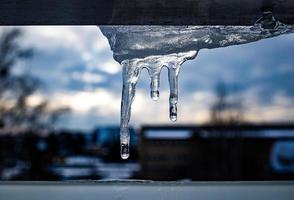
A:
<box><xmin>100</xmin><ymin>13</ymin><xmax>294</xmax><ymax>159</ymax></box>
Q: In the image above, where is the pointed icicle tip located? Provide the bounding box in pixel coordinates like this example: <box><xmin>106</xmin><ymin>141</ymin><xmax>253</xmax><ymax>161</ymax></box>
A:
<box><xmin>151</xmin><ymin>91</ymin><xmax>159</xmax><ymax>101</ymax></box>
<box><xmin>120</xmin><ymin>128</ymin><xmax>130</xmax><ymax>159</ymax></box>
<box><xmin>121</xmin><ymin>142</ymin><xmax>130</xmax><ymax>159</ymax></box>
<box><xmin>169</xmin><ymin>104</ymin><xmax>177</xmax><ymax>122</ymax></box>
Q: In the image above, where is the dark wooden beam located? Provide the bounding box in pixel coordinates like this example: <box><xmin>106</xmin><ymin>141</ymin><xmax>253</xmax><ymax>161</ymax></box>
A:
<box><xmin>1</xmin><ymin>0</ymin><xmax>294</xmax><ymax>25</ymax></box>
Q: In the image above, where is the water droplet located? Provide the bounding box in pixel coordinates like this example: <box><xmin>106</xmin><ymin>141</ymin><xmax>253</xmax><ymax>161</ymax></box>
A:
<box><xmin>121</xmin><ymin>142</ymin><xmax>130</xmax><ymax>159</ymax></box>
<box><xmin>151</xmin><ymin>90</ymin><xmax>159</xmax><ymax>101</ymax></box>
<box><xmin>120</xmin><ymin>127</ymin><xmax>130</xmax><ymax>159</ymax></box>
<box><xmin>169</xmin><ymin>104</ymin><xmax>177</xmax><ymax>122</ymax></box>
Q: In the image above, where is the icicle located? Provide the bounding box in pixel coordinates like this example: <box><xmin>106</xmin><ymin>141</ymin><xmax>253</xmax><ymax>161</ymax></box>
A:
<box><xmin>148</xmin><ymin>66</ymin><xmax>162</xmax><ymax>101</ymax></box>
<box><xmin>119</xmin><ymin>51</ymin><xmax>197</xmax><ymax>159</ymax></box>
<box><xmin>120</xmin><ymin>60</ymin><xmax>141</xmax><ymax>159</ymax></box>
<box><xmin>168</xmin><ymin>63</ymin><xmax>179</xmax><ymax>122</ymax></box>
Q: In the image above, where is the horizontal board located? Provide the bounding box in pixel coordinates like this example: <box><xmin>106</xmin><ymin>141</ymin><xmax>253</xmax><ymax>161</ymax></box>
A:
<box><xmin>0</xmin><ymin>0</ymin><xmax>294</xmax><ymax>25</ymax></box>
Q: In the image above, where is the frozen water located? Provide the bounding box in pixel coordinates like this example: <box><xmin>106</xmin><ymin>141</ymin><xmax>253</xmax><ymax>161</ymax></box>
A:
<box><xmin>119</xmin><ymin>51</ymin><xmax>197</xmax><ymax>159</ymax></box>
<box><xmin>100</xmin><ymin>21</ymin><xmax>294</xmax><ymax>62</ymax></box>
<box><xmin>100</xmin><ymin>13</ymin><xmax>294</xmax><ymax>159</ymax></box>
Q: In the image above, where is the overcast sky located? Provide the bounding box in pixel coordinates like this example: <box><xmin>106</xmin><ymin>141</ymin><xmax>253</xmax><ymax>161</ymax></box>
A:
<box><xmin>2</xmin><ymin>26</ymin><xmax>293</xmax><ymax>131</ymax></box>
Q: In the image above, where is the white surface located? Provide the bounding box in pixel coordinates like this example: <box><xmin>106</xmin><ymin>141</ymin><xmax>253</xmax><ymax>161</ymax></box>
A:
<box><xmin>0</xmin><ymin>182</ymin><xmax>293</xmax><ymax>200</ymax></box>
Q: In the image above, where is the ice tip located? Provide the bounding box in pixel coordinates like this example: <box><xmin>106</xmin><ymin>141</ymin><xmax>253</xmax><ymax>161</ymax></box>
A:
<box><xmin>120</xmin><ymin>143</ymin><xmax>130</xmax><ymax>160</ymax></box>
<box><xmin>170</xmin><ymin>114</ymin><xmax>177</xmax><ymax>122</ymax></box>
<box><xmin>121</xmin><ymin>153</ymin><xmax>130</xmax><ymax>160</ymax></box>
<box><xmin>169</xmin><ymin>104</ymin><xmax>177</xmax><ymax>122</ymax></box>
<box><xmin>151</xmin><ymin>90</ymin><xmax>159</xmax><ymax>101</ymax></box>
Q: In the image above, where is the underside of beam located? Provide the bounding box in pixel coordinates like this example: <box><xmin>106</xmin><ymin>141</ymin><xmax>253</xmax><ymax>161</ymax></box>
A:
<box><xmin>0</xmin><ymin>0</ymin><xmax>294</xmax><ymax>25</ymax></box>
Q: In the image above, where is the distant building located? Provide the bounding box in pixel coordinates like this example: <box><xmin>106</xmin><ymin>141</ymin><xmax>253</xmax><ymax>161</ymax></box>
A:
<box><xmin>139</xmin><ymin>127</ymin><xmax>194</xmax><ymax>180</ymax></box>
<box><xmin>139</xmin><ymin>124</ymin><xmax>294</xmax><ymax>181</ymax></box>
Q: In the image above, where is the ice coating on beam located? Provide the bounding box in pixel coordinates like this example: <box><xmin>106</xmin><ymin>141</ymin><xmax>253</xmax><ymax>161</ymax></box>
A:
<box><xmin>100</xmin><ymin>25</ymin><xmax>294</xmax><ymax>63</ymax></box>
<box><xmin>100</xmin><ymin>15</ymin><xmax>294</xmax><ymax>159</ymax></box>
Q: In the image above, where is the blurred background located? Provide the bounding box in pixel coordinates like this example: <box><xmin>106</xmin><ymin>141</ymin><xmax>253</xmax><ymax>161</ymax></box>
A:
<box><xmin>0</xmin><ymin>26</ymin><xmax>293</xmax><ymax>181</ymax></box>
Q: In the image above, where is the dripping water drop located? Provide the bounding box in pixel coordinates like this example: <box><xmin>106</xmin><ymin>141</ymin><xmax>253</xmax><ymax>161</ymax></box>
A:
<box><xmin>151</xmin><ymin>90</ymin><xmax>159</xmax><ymax>101</ymax></box>
<box><xmin>121</xmin><ymin>143</ymin><xmax>129</xmax><ymax>159</ymax></box>
<box><xmin>120</xmin><ymin>128</ymin><xmax>130</xmax><ymax>159</ymax></box>
<box><xmin>169</xmin><ymin>104</ymin><xmax>177</xmax><ymax>122</ymax></box>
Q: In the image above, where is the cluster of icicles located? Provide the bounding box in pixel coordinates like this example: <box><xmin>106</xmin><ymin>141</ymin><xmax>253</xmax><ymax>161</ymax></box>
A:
<box><xmin>99</xmin><ymin>12</ymin><xmax>294</xmax><ymax>159</ymax></box>
<box><xmin>120</xmin><ymin>51</ymin><xmax>197</xmax><ymax>159</ymax></box>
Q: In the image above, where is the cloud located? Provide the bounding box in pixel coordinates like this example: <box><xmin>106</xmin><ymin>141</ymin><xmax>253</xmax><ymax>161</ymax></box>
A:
<box><xmin>129</xmin><ymin>90</ymin><xmax>214</xmax><ymax>125</ymax></box>
<box><xmin>1</xmin><ymin>26</ymin><xmax>293</xmax><ymax>130</ymax></box>
<box><xmin>26</xmin><ymin>93</ymin><xmax>45</xmax><ymax>107</ymax></box>
<box><xmin>99</xmin><ymin>60</ymin><xmax>121</xmax><ymax>74</ymax></box>
<box><xmin>71</xmin><ymin>72</ymin><xmax>105</xmax><ymax>84</ymax></box>
<box><xmin>22</xmin><ymin>26</ymin><xmax>109</xmax><ymax>54</ymax></box>
<box><xmin>49</xmin><ymin>89</ymin><xmax>120</xmax><ymax>114</ymax></box>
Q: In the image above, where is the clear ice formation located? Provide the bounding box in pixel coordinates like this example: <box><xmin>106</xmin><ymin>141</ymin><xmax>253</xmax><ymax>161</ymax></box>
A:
<box><xmin>119</xmin><ymin>51</ymin><xmax>197</xmax><ymax>159</ymax></box>
<box><xmin>100</xmin><ymin>12</ymin><xmax>294</xmax><ymax>159</ymax></box>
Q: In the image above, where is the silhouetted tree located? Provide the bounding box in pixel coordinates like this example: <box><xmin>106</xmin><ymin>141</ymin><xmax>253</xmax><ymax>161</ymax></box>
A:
<box><xmin>210</xmin><ymin>81</ymin><xmax>244</xmax><ymax>125</ymax></box>
<box><xmin>0</xmin><ymin>28</ymin><xmax>69</xmax><ymax>132</ymax></box>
